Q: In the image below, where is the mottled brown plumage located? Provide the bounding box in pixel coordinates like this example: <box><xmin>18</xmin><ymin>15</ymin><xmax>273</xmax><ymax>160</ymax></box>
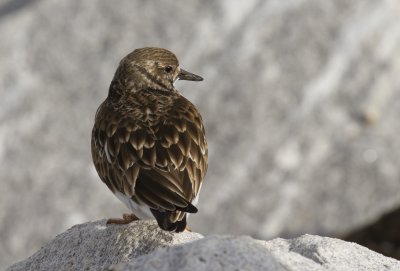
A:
<box><xmin>91</xmin><ymin>47</ymin><xmax>207</xmax><ymax>232</ymax></box>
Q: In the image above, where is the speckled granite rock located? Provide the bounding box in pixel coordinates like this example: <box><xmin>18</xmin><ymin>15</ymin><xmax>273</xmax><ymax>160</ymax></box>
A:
<box><xmin>7</xmin><ymin>220</ymin><xmax>400</xmax><ymax>271</ymax></box>
<box><xmin>1</xmin><ymin>0</ymin><xmax>400</xmax><ymax>269</ymax></box>
<box><xmin>6</xmin><ymin>220</ymin><xmax>202</xmax><ymax>271</ymax></box>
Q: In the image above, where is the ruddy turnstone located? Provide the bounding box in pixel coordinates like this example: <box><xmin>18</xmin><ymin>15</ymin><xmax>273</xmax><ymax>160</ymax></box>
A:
<box><xmin>91</xmin><ymin>47</ymin><xmax>207</xmax><ymax>232</ymax></box>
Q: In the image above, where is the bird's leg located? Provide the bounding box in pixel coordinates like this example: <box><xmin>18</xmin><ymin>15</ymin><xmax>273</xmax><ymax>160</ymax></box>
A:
<box><xmin>106</xmin><ymin>213</ymin><xmax>139</xmax><ymax>225</ymax></box>
<box><xmin>185</xmin><ymin>226</ymin><xmax>192</xmax><ymax>232</ymax></box>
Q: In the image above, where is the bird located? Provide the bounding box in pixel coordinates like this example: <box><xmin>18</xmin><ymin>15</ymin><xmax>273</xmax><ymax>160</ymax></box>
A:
<box><xmin>91</xmin><ymin>47</ymin><xmax>208</xmax><ymax>233</ymax></box>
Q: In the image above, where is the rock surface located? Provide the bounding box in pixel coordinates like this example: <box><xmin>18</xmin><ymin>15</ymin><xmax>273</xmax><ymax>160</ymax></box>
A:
<box><xmin>2</xmin><ymin>0</ymin><xmax>400</xmax><ymax>268</ymax></box>
<box><xmin>7</xmin><ymin>220</ymin><xmax>400</xmax><ymax>271</ymax></box>
<box><xmin>6</xmin><ymin>220</ymin><xmax>202</xmax><ymax>271</ymax></box>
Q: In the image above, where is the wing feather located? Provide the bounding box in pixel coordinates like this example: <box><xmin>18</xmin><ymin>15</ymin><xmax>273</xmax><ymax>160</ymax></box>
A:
<box><xmin>91</xmin><ymin>95</ymin><xmax>208</xmax><ymax>217</ymax></box>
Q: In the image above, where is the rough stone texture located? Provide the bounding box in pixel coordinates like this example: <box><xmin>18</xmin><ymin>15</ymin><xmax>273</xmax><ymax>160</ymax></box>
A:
<box><xmin>6</xmin><ymin>220</ymin><xmax>202</xmax><ymax>271</ymax></box>
<box><xmin>1</xmin><ymin>0</ymin><xmax>400</xmax><ymax>269</ymax></box>
<box><xmin>261</xmin><ymin>235</ymin><xmax>400</xmax><ymax>271</ymax></box>
<box><xmin>7</xmin><ymin>221</ymin><xmax>400</xmax><ymax>271</ymax></box>
<box><xmin>114</xmin><ymin>236</ymin><xmax>286</xmax><ymax>271</ymax></box>
<box><xmin>122</xmin><ymin>235</ymin><xmax>400</xmax><ymax>271</ymax></box>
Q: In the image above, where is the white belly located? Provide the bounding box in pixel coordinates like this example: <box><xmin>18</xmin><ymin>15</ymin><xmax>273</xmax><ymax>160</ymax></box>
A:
<box><xmin>114</xmin><ymin>191</ymin><xmax>153</xmax><ymax>219</ymax></box>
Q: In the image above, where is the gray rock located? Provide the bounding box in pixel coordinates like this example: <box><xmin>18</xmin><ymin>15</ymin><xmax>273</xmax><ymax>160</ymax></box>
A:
<box><xmin>6</xmin><ymin>220</ymin><xmax>202</xmax><ymax>271</ymax></box>
<box><xmin>122</xmin><ymin>235</ymin><xmax>400</xmax><ymax>271</ymax></box>
<box><xmin>2</xmin><ymin>0</ymin><xmax>400</xmax><ymax>269</ymax></box>
<box><xmin>7</xmin><ymin>220</ymin><xmax>400</xmax><ymax>271</ymax></box>
<box><xmin>114</xmin><ymin>236</ymin><xmax>286</xmax><ymax>271</ymax></box>
<box><xmin>262</xmin><ymin>235</ymin><xmax>400</xmax><ymax>271</ymax></box>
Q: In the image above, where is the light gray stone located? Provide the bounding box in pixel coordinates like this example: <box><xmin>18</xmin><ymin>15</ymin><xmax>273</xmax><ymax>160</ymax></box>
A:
<box><xmin>7</xmin><ymin>221</ymin><xmax>400</xmax><ymax>271</ymax></box>
<box><xmin>261</xmin><ymin>235</ymin><xmax>400</xmax><ymax>271</ymax></box>
<box><xmin>116</xmin><ymin>235</ymin><xmax>400</xmax><ymax>271</ymax></box>
<box><xmin>6</xmin><ymin>220</ymin><xmax>202</xmax><ymax>271</ymax></box>
<box><xmin>2</xmin><ymin>0</ymin><xmax>400</xmax><ymax>269</ymax></box>
<box><xmin>115</xmin><ymin>236</ymin><xmax>286</xmax><ymax>271</ymax></box>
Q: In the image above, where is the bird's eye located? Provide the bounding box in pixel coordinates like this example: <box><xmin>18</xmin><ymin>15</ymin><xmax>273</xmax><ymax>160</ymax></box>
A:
<box><xmin>164</xmin><ymin>66</ymin><xmax>173</xmax><ymax>73</ymax></box>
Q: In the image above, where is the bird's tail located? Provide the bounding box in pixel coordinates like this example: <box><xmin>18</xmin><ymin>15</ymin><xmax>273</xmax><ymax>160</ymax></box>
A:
<box><xmin>150</xmin><ymin>205</ymin><xmax>196</xmax><ymax>232</ymax></box>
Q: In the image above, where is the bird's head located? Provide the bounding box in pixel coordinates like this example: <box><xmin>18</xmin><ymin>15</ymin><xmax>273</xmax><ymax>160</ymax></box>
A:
<box><xmin>111</xmin><ymin>47</ymin><xmax>203</xmax><ymax>95</ymax></box>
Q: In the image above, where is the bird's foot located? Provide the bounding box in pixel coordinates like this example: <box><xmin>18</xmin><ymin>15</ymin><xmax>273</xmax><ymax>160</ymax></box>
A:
<box><xmin>106</xmin><ymin>213</ymin><xmax>139</xmax><ymax>225</ymax></box>
<box><xmin>185</xmin><ymin>226</ymin><xmax>192</xmax><ymax>232</ymax></box>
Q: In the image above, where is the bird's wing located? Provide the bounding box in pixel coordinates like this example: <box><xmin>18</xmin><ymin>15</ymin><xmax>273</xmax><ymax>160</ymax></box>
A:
<box><xmin>91</xmin><ymin>98</ymin><xmax>208</xmax><ymax>213</ymax></box>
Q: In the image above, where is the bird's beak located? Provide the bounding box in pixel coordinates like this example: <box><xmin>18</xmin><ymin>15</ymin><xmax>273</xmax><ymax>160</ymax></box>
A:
<box><xmin>178</xmin><ymin>68</ymin><xmax>203</xmax><ymax>81</ymax></box>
